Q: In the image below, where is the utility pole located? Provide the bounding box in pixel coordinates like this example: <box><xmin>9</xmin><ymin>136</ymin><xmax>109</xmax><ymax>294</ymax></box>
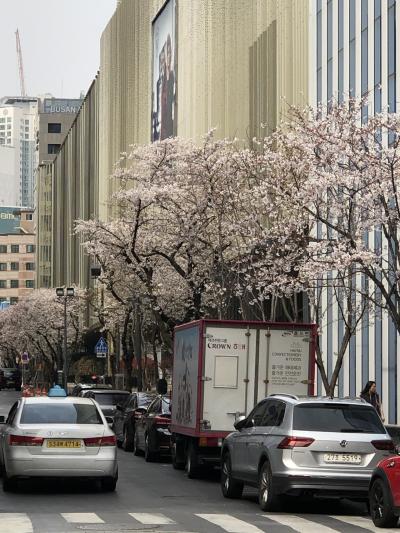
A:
<box><xmin>15</xmin><ymin>29</ymin><xmax>26</xmax><ymax>97</ymax></box>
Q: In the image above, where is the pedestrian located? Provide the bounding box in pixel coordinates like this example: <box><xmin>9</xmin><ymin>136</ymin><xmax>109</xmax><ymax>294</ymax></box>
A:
<box><xmin>360</xmin><ymin>381</ymin><xmax>385</xmax><ymax>422</ymax></box>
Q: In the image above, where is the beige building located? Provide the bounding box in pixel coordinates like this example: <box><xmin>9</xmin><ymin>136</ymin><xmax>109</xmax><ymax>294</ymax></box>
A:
<box><xmin>36</xmin><ymin>0</ymin><xmax>310</xmax><ymax>289</ymax></box>
<box><xmin>0</xmin><ymin>207</ymin><xmax>35</xmax><ymax>307</ymax></box>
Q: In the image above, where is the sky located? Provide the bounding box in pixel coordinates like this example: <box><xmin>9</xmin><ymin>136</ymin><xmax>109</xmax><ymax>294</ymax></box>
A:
<box><xmin>0</xmin><ymin>0</ymin><xmax>117</xmax><ymax>99</ymax></box>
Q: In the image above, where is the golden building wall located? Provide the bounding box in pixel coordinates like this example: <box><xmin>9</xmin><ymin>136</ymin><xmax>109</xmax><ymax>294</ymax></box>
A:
<box><xmin>98</xmin><ymin>0</ymin><xmax>310</xmax><ymax>219</ymax></box>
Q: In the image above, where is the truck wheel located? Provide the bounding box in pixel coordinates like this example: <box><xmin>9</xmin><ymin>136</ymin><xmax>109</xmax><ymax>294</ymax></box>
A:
<box><xmin>171</xmin><ymin>441</ymin><xmax>185</xmax><ymax>470</ymax></box>
<box><xmin>258</xmin><ymin>461</ymin><xmax>281</xmax><ymax>512</ymax></box>
<box><xmin>370</xmin><ymin>478</ymin><xmax>398</xmax><ymax>528</ymax></box>
<box><xmin>185</xmin><ymin>443</ymin><xmax>199</xmax><ymax>479</ymax></box>
<box><xmin>221</xmin><ymin>453</ymin><xmax>243</xmax><ymax>499</ymax></box>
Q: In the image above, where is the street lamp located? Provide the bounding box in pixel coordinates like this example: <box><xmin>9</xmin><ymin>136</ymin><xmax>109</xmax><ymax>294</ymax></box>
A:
<box><xmin>56</xmin><ymin>286</ymin><xmax>75</xmax><ymax>391</ymax></box>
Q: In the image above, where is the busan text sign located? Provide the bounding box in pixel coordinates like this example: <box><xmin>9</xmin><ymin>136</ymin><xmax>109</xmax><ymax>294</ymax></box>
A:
<box><xmin>43</xmin><ymin>99</ymin><xmax>82</xmax><ymax>114</ymax></box>
<box><xmin>0</xmin><ymin>207</ymin><xmax>21</xmax><ymax>235</ymax></box>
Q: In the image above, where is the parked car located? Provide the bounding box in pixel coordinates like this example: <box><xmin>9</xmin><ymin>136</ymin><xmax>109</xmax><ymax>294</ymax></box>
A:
<box><xmin>369</xmin><ymin>455</ymin><xmax>400</xmax><ymax>528</ymax></box>
<box><xmin>385</xmin><ymin>425</ymin><xmax>400</xmax><ymax>454</ymax></box>
<box><xmin>0</xmin><ymin>369</ymin><xmax>21</xmax><ymax>391</ymax></box>
<box><xmin>112</xmin><ymin>392</ymin><xmax>155</xmax><ymax>451</ymax></box>
<box><xmin>134</xmin><ymin>396</ymin><xmax>171</xmax><ymax>461</ymax></box>
<box><xmin>70</xmin><ymin>383</ymin><xmax>111</xmax><ymax>397</ymax></box>
<box><xmin>221</xmin><ymin>394</ymin><xmax>395</xmax><ymax>511</ymax></box>
<box><xmin>80</xmin><ymin>389</ymin><xmax>130</xmax><ymax>422</ymax></box>
<box><xmin>0</xmin><ymin>389</ymin><xmax>118</xmax><ymax>492</ymax></box>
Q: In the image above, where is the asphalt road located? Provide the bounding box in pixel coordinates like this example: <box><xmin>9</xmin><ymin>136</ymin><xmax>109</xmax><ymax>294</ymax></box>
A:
<box><xmin>0</xmin><ymin>390</ymin><xmax>396</xmax><ymax>533</ymax></box>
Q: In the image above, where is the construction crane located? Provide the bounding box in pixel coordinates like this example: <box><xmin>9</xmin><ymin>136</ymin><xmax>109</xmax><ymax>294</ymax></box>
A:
<box><xmin>15</xmin><ymin>29</ymin><xmax>26</xmax><ymax>97</ymax></box>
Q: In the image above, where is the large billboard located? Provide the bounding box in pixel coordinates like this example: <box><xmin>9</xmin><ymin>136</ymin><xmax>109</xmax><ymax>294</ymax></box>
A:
<box><xmin>43</xmin><ymin>99</ymin><xmax>82</xmax><ymax>114</ymax></box>
<box><xmin>0</xmin><ymin>207</ymin><xmax>21</xmax><ymax>235</ymax></box>
<box><xmin>151</xmin><ymin>0</ymin><xmax>176</xmax><ymax>141</ymax></box>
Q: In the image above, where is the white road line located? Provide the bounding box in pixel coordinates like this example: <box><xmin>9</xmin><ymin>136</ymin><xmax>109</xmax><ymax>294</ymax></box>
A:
<box><xmin>0</xmin><ymin>513</ymin><xmax>33</xmax><ymax>533</ymax></box>
<box><xmin>129</xmin><ymin>513</ymin><xmax>176</xmax><ymax>525</ymax></box>
<box><xmin>263</xmin><ymin>514</ymin><xmax>340</xmax><ymax>533</ymax></box>
<box><xmin>197</xmin><ymin>514</ymin><xmax>264</xmax><ymax>533</ymax></box>
<box><xmin>330</xmin><ymin>515</ymin><xmax>399</xmax><ymax>532</ymax></box>
<box><xmin>61</xmin><ymin>512</ymin><xmax>104</xmax><ymax>523</ymax></box>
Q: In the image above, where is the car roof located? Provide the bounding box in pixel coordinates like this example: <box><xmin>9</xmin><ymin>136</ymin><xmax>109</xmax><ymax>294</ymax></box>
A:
<box><xmin>23</xmin><ymin>396</ymin><xmax>96</xmax><ymax>405</ymax></box>
<box><xmin>266</xmin><ymin>394</ymin><xmax>369</xmax><ymax>406</ymax></box>
<box><xmin>88</xmin><ymin>389</ymin><xmax>129</xmax><ymax>394</ymax></box>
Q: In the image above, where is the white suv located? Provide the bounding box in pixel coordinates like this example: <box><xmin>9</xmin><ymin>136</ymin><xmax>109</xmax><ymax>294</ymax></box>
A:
<box><xmin>221</xmin><ymin>394</ymin><xmax>394</xmax><ymax>511</ymax></box>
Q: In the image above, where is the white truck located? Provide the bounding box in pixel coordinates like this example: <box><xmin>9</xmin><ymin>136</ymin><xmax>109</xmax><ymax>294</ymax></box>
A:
<box><xmin>170</xmin><ymin>319</ymin><xmax>317</xmax><ymax>477</ymax></box>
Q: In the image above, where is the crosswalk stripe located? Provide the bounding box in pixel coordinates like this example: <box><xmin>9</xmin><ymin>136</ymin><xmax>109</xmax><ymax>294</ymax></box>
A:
<box><xmin>1</xmin><ymin>513</ymin><xmax>33</xmax><ymax>533</ymax></box>
<box><xmin>263</xmin><ymin>514</ymin><xmax>340</xmax><ymax>532</ymax></box>
<box><xmin>330</xmin><ymin>515</ymin><xmax>399</xmax><ymax>532</ymax></box>
<box><xmin>129</xmin><ymin>513</ymin><xmax>176</xmax><ymax>525</ymax></box>
<box><xmin>61</xmin><ymin>512</ymin><xmax>104</xmax><ymax>523</ymax></box>
<box><xmin>196</xmin><ymin>514</ymin><xmax>264</xmax><ymax>533</ymax></box>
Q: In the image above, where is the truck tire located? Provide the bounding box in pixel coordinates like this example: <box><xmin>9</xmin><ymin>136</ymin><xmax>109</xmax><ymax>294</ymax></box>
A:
<box><xmin>221</xmin><ymin>452</ymin><xmax>243</xmax><ymax>499</ymax></box>
<box><xmin>171</xmin><ymin>441</ymin><xmax>185</xmax><ymax>470</ymax></box>
<box><xmin>258</xmin><ymin>461</ymin><xmax>281</xmax><ymax>512</ymax></box>
<box><xmin>185</xmin><ymin>442</ymin><xmax>199</xmax><ymax>479</ymax></box>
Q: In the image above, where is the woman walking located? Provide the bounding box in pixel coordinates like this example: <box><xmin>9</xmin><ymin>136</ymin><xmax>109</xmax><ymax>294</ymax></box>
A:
<box><xmin>360</xmin><ymin>381</ymin><xmax>385</xmax><ymax>422</ymax></box>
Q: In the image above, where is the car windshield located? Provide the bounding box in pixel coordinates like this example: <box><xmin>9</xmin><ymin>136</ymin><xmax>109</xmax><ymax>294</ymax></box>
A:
<box><xmin>20</xmin><ymin>403</ymin><xmax>103</xmax><ymax>424</ymax></box>
<box><xmin>138</xmin><ymin>394</ymin><xmax>155</xmax><ymax>407</ymax></box>
<box><xmin>293</xmin><ymin>404</ymin><xmax>385</xmax><ymax>434</ymax></box>
<box><xmin>93</xmin><ymin>393</ymin><xmax>129</xmax><ymax>406</ymax></box>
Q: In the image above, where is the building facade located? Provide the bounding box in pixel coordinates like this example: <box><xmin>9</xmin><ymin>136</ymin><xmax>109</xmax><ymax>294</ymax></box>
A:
<box><xmin>0</xmin><ymin>207</ymin><xmax>35</xmax><ymax>307</ymax></box>
<box><xmin>0</xmin><ymin>97</ymin><xmax>38</xmax><ymax>208</ymax></box>
<box><xmin>312</xmin><ymin>0</ymin><xmax>400</xmax><ymax>422</ymax></box>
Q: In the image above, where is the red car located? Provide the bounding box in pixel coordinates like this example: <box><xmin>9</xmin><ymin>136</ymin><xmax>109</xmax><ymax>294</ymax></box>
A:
<box><xmin>369</xmin><ymin>455</ymin><xmax>400</xmax><ymax>528</ymax></box>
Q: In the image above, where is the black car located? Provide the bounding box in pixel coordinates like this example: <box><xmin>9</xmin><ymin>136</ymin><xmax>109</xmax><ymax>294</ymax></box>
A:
<box><xmin>134</xmin><ymin>395</ymin><xmax>171</xmax><ymax>461</ymax></box>
<box><xmin>112</xmin><ymin>392</ymin><xmax>155</xmax><ymax>451</ymax></box>
<box><xmin>82</xmin><ymin>389</ymin><xmax>130</xmax><ymax>421</ymax></box>
<box><xmin>0</xmin><ymin>369</ymin><xmax>21</xmax><ymax>390</ymax></box>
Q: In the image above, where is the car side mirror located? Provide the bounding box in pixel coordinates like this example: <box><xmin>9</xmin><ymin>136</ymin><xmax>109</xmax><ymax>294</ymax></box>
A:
<box><xmin>234</xmin><ymin>415</ymin><xmax>246</xmax><ymax>430</ymax></box>
<box><xmin>0</xmin><ymin>415</ymin><xmax>5</xmax><ymax>424</ymax></box>
<box><xmin>105</xmin><ymin>416</ymin><xmax>113</xmax><ymax>426</ymax></box>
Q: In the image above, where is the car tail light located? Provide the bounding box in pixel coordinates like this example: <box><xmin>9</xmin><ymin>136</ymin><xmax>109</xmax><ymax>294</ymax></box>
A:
<box><xmin>9</xmin><ymin>434</ymin><xmax>44</xmax><ymax>446</ymax></box>
<box><xmin>278</xmin><ymin>436</ymin><xmax>315</xmax><ymax>449</ymax></box>
<box><xmin>84</xmin><ymin>435</ymin><xmax>116</xmax><ymax>447</ymax></box>
<box><xmin>154</xmin><ymin>415</ymin><xmax>170</xmax><ymax>425</ymax></box>
<box><xmin>372</xmin><ymin>440</ymin><xmax>395</xmax><ymax>452</ymax></box>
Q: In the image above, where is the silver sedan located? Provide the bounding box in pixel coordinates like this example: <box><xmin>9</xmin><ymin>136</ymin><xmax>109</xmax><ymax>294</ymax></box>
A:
<box><xmin>0</xmin><ymin>395</ymin><xmax>118</xmax><ymax>492</ymax></box>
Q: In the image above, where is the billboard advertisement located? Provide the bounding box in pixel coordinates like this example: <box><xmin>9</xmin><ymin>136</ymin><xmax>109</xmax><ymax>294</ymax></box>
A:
<box><xmin>0</xmin><ymin>207</ymin><xmax>21</xmax><ymax>235</ymax></box>
<box><xmin>43</xmin><ymin>99</ymin><xmax>82</xmax><ymax>114</ymax></box>
<box><xmin>151</xmin><ymin>0</ymin><xmax>176</xmax><ymax>141</ymax></box>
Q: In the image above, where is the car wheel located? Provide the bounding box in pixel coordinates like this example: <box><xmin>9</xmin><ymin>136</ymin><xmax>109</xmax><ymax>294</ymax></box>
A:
<box><xmin>258</xmin><ymin>461</ymin><xmax>281</xmax><ymax>512</ymax></box>
<box><xmin>185</xmin><ymin>442</ymin><xmax>199</xmax><ymax>479</ymax></box>
<box><xmin>221</xmin><ymin>452</ymin><xmax>243</xmax><ymax>499</ymax></box>
<box><xmin>133</xmin><ymin>432</ymin><xmax>142</xmax><ymax>456</ymax></box>
<box><xmin>370</xmin><ymin>478</ymin><xmax>398</xmax><ymax>528</ymax></box>
<box><xmin>122</xmin><ymin>426</ymin><xmax>134</xmax><ymax>452</ymax></box>
<box><xmin>144</xmin><ymin>434</ymin><xmax>155</xmax><ymax>462</ymax></box>
<box><xmin>2</xmin><ymin>469</ymin><xmax>16</xmax><ymax>492</ymax></box>
<box><xmin>171</xmin><ymin>441</ymin><xmax>185</xmax><ymax>470</ymax></box>
<box><xmin>101</xmin><ymin>475</ymin><xmax>117</xmax><ymax>492</ymax></box>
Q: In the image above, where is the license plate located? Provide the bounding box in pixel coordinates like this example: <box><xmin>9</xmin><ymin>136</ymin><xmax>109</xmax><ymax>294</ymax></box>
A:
<box><xmin>47</xmin><ymin>440</ymin><xmax>81</xmax><ymax>448</ymax></box>
<box><xmin>324</xmin><ymin>453</ymin><xmax>361</xmax><ymax>464</ymax></box>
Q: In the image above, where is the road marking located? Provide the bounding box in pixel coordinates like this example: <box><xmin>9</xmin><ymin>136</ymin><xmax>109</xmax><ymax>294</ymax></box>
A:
<box><xmin>330</xmin><ymin>515</ymin><xmax>399</xmax><ymax>532</ymax></box>
<box><xmin>0</xmin><ymin>513</ymin><xmax>33</xmax><ymax>533</ymax></box>
<box><xmin>197</xmin><ymin>514</ymin><xmax>263</xmax><ymax>533</ymax></box>
<box><xmin>61</xmin><ymin>512</ymin><xmax>104</xmax><ymax>523</ymax></box>
<box><xmin>129</xmin><ymin>513</ymin><xmax>176</xmax><ymax>525</ymax></box>
<box><xmin>263</xmin><ymin>514</ymin><xmax>340</xmax><ymax>532</ymax></box>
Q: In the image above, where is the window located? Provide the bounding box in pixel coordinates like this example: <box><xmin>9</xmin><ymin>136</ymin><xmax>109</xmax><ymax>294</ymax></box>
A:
<box><xmin>0</xmin><ymin>245</ymin><xmax>7</xmax><ymax>253</ymax></box>
<box><xmin>48</xmin><ymin>123</ymin><xmax>61</xmax><ymax>134</ymax></box>
<box><xmin>26</xmin><ymin>244</ymin><xmax>35</xmax><ymax>253</ymax></box>
<box><xmin>0</xmin><ymin>263</ymin><xmax>7</xmax><ymax>271</ymax></box>
<box><xmin>25</xmin><ymin>213</ymin><xmax>33</xmax><ymax>221</ymax></box>
<box><xmin>261</xmin><ymin>400</ymin><xmax>286</xmax><ymax>427</ymax></box>
<box><xmin>10</xmin><ymin>280</ymin><xmax>18</xmax><ymax>288</ymax></box>
<box><xmin>10</xmin><ymin>262</ymin><xmax>19</xmax><ymax>271</ymax></box>
<box><xmin>20</xmin><ymin>403</ymin><xmax>103</xmax><ymax>424</ymax></box>
<box><xmin>10</xmin><ymin>245</ymin><xmax>19</xmax><ymax>253</ymax></box>
<box><xmin>10</xmin><ymin>297</ymin><xmax>18</xmax><ymax>305</ymax></box>
<box><xmin>48</xmin><ymin>143</ymin><xmax>60</xmax><ymax>154</ymax></box>
<box><xmin>25</xmin><ymin>262</ymin><xmax>35</xmax><ymax>271</ymax></box>
<box><xmin>246</xmin><ymin>401</ymin><xmax>268</xmax><ymax>427</ymax></box>
<box><xmin>25</xmin><ymin>280</ymin><xmax>34</xmax><ymax>288</ymax></box>
<box><xmin>293</xmin><ymin>404</ymin><xmax>385</xmax><ymax>433</ymax></box>
<box><xmin>0</xmin><ymin>280</ymin><xmax>6</xmax><ymax>289</ymax></box>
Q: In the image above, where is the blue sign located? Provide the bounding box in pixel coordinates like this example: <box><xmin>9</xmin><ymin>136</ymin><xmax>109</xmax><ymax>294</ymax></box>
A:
<box><xmin>95</xmin><ymin>337</ymin><xmax>108</xmax><ymax>353</ymax></box>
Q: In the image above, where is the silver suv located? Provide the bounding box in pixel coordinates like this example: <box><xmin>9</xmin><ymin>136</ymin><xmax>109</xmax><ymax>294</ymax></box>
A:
<box><xmin>221</xmin><ymin>394</ymin><xmax>395</xmax><ymax>511</ymax></box>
